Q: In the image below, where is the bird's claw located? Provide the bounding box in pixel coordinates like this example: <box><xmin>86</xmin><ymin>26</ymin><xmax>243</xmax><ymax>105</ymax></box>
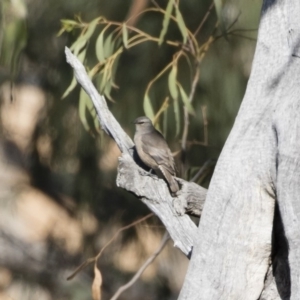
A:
<box><xmin>138</xmin><ymin>169</ymin><xmax>158</xmax><ymax>180</ymax></box>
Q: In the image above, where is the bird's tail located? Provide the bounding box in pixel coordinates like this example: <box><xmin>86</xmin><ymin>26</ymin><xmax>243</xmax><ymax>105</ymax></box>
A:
<box><xmin>159</xmin><ymin>166</ymin><xmax>179</xmax><ymax>195</ymax></box>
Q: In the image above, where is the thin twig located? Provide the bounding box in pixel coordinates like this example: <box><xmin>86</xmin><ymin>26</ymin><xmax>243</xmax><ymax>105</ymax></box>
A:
<box><xmin>151</xmin><ymin>0</ymin><xmax>160</xmax><ymax>8</ymax></box>
<box><xmin>125</xmin><ymin>0</ymin><xmax>149</xmax><ymax>27</ymax></box>
<box><xmin>185</xmin><ymin>140</ymin><xmax>207</xmax><ymax>146</ymax></box>
<box><xmin>229</xmin><ymin>33</ymin><xmax>257</xmax><ymax>41</ymax></box>
<box><xmin>190</xmin><ymin>159</ymin><xmax>214</xmax><ymax>183</ymax></box>
<box><xmin>201</xmin><ymin>105</ymin><xmax>208</xmax><ymax>146</ymax></box>
<box><xmin>67</xmin><ymin>213</ymin><xmax>154</xmax><ymax>280</ymax></box>
<box><xmin>181</xmin><ymin>63</ymin><xmax>201</xmax><ymax>165</ymax></box>
<box><xmin>194</xmin><ymin>1</ymin><xmax>215</xmax><ymax>37</ymax></box>
<box><xmin>110</xmin><ymin>232</ymin><xmax>170</xmax><ymax>300</ymax></box>
<box><xmin>95</xmin><ymin>213</ymin><xmax>154</xmax><ymax>261</ymax></box>
<box><xmin>226</xmin><ymin>11</ymin><xmax>242</xmax><ymax>32</ymax></box>
<box><xmin>229</xmin><ymin>28</ymin><xmax>258</xmax><ymax>33</ymax></box>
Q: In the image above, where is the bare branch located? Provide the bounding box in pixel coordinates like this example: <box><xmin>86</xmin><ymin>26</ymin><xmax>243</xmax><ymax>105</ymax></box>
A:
<box><xmin>194</xmin><ymin>1</ymin><xmax>215</xmax><ymax>37</ymax></box>
<box><xmin>64</xmin><ymin>47</ymin><xmax>207</xmax><ymax>256</ymax></box>
<box><xmin>67</xmin><ymin>214</ymin><xmax>154</xmax><ymax>281</ymax></box>
<box><xmin>110</xmin><ymin>232</ymin><xmax>170</xmax><ymax>300</ymax></box>
<box><xmin>117</xmin><ymin>153</ymin><xmax>199</xmax><ymax>255</ymax></box>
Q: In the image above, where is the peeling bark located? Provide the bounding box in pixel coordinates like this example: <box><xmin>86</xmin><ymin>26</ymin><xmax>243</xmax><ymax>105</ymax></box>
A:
<box><xmin>179</xmin><ymin>0</ymin><xmax>300</xmax><ymax>298</ymax></box>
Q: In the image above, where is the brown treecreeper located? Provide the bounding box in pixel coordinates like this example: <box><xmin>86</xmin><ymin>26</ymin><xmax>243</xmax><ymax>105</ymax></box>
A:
<box><xmin>133</xmin><ymin>116</ymin><xmax>179</xmax><ymax>195</ymax></box>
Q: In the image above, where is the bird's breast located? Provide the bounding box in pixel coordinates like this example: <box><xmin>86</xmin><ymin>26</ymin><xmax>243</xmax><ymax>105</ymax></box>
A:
<box><xmin>134</xmin><ymin>133</ymin><xmax>158</xmax><ymax>169</ymax></box>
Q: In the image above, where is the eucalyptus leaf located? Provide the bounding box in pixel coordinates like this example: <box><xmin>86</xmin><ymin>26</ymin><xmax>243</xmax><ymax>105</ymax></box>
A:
<box><xmin>168</xmin><ymin>65</ymin><xmax>178</xmax><ymax>100</ymax></box>
<box><xmin>163</xmin><ymin>106</ymin><xmax>168</xmax><ymax>138</ymax></box>
<box><xmin>158</xmin><ymin>0</ymin><xmax>175</xmax><ymax>45</ymax></box>
<box><xmin>71</xmin><ymin>17</ymin><xmax>100</xmax><ymax>54</ymax></box>
<box><xmin>111</xmin><ymin>53</ymin><xmax>120</xmax><ymax>87</ymax></box>
<box><xmin>79</xmin><ymin>88</ymin><xmax>91</xmax><ymax>132</ymax></box>
<box><xmin>104</xmin><ymin>80</ymin><xmax>113</xmax><ymax>102</ymax></box>
<box><xmin>122</xmin><ymin>23</ymin><xmax>128</xmax><ymax>48</ymax></box>
<box><xmin>178</xmin><ymin>84</ymin><xmax>195</xmax><ymax>115</ymax></box>
<box><xmin>62</xmin><ymin>48</ymin><xmax>87</xmax><ymax>98</ymax></box>
<box><xmin>143</xmin><ymin>93</ymin><xmax>155</xmax><ymax>120</ymax></box>
<box><xmin>103</xmin><ymin>33</ymin><xmax>114</xmax><ymax>59</ymax></box>
<box><xmin>175</xmin><ymin>5</ymin><xmax>188</xmax><ymax>44</ymax></box>
<box><xmin>95</xmin><ymin>29</ymin><xmax>106</xmax><ymax>63</ymax></box>
<box><xmin>100</xmin><ymin>64</ymin><xmax>110</xmax><ymax>92</ymax></box>
<box><xmin>173</xmin><ymin>93</ymin><xmax>180</xmax><ymax>137</ymax></box>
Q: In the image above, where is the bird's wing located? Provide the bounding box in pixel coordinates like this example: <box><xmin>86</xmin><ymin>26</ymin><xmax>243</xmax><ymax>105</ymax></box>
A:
<box><xmin>141</xmin><ymin>131</ymin><xmax>176</xmax><ymax>175</ymax></box>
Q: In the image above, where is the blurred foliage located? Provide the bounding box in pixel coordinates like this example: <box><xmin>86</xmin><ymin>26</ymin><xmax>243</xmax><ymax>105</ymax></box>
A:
<box><xmin>60</xmin><ymin>0</ymin><xmax>261</xmax><ymax>182</ymax></box>
<box><xmin>0</xmin><ymin>0</ymin><xmax>27</xmax><ymax>85</ymax></box>
<box><xmin>0</xmin><ymin>0</ymin><xmax>261</xmax><ymax>299</ymax></box>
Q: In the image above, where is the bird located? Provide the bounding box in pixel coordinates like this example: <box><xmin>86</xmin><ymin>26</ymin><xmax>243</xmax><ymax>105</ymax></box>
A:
<box><xmin>133</xmin><ymin>116</ymin><xmax>179</xmax><ymax>195</ymax></box>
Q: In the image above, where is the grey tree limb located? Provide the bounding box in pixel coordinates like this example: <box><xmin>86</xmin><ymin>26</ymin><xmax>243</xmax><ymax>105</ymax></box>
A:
<box><xmin>65</xmin><ymin>47</ymin><xmax>207</xmax><ymax>257</ymax></box>
<box><xmin>179</xmin><ymin>0</ymin><xmax>300</xmax><ymax>299</ymax></box>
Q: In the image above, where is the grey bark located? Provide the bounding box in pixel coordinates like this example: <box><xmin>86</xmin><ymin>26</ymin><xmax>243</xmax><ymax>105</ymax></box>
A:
<box><xmin>179</xmin><ymin>0</ymin><xmax>300</xmax><ymax>299</ymax></box>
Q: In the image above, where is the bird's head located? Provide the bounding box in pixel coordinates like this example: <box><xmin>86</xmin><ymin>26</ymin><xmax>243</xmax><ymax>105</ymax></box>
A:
<box><xmin>134</xmin><ymin>116</ymin><xmax>154</xmax><ymax>133</ymax></box>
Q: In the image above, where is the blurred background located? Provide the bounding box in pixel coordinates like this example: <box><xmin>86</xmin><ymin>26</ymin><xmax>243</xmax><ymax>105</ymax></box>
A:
<box><xmin>0</xmin><ymin>0</ymin><xmax>261</xmax><ymax>299</ymax></box>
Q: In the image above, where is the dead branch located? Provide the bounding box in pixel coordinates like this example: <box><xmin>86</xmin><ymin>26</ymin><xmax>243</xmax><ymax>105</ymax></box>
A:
<box><xmin>65</xmin><ymin>47</ymin><xmax>207</xmax><ymax>256</ymax></box>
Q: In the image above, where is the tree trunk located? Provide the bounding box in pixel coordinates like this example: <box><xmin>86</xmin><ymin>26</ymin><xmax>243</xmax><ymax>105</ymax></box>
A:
<box><xmin>179</xmin><ymin>0</ymin><xmax>300</xmax><ymax>299</ymax></box>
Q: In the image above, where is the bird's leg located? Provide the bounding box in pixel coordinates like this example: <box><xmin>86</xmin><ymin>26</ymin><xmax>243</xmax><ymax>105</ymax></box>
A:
<box><xmin>138</xmin><ymin>168</ymin><xmax>158</xmax><ymax>180</ymax></box>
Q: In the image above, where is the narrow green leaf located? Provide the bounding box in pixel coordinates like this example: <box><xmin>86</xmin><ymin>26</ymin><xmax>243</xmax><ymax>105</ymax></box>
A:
<box><xmin>103</xmin><ymin>33</ymin><xmax>114</xmax><ymax>59</ymax></box>
<box><xmin>85</xmin><ymin>91</ymin><xmax>101</xmax><ymax>133</ymax></box>
<box><xmin>93</xmin><ymin>114</ymin><xmax>101</xmax><ymax>133</ymax></box>
<box><xmin>95</xmin><ymin>25</ymin><xmax>111</xmax><ymax>63</ymax></box>
<box><xmin>95</xmin><ymin>30</ymin><xmax>106</xmax><ymax>63</ymax></box>
<box><xmin>104</xmin><ymin>80</ymin><xmax>113</xmax><ymax>102</ymax></box>
<box><xmin>62</xmin><ymin>76</ymin><xmax>77</xmax><ymax>99</ymax></box>
<box><xmin>79</xmin><ymin>87</ymin><xmax>101</xmax><ymax>134</ymax></box>
<box><xmin>175</xmin><ymin>6</ymin><xmax>188</xmax><ymax>44</ymax></box>
<box><xmin>163</xmin><ymin>106</ymin><xmax>168</xmax><ymax>138</ymax></box>
<box><xmin>79</xmin><ymin>88</ymin><xmax>91</xmax><ymax>132</ymax></box>
<box><xmin>77</xmin><ymin>47</ymin><xmax>87</xmax><ymax>62</ymax></box>
<box><xmin>153</xmin><ymin>97</ymin><xmax>169</xmax><ymax>126</ymax></box>
<box><xmin>71</xmin><ymin>17</ymin><xmax>100</xmax><ymax>54</ymax></box>
<box><xmin>173</xmin><ymin>94</ymin><xmax>180</xmax><ymax>137</ymax></box>
<box><xmin>100</xmin><ymin>64</ymin><xmax>110</xmax><ymax>93</ymax></box>
<box><xmin>57</xmin><ymin>27</ymin><xmax>66</xmax><ymax>37</ymax></box>
<box><xmin>72</xmin><ymin>38</ymin><xmax>87</xmax><ymax>56</ymax></box>
<box><xmin>168</xmin><ymin>65</ymin><xmax>178</xmax><ymax>100</ymax></box>
<box><xmin>122</xmin><ymin>23</ymin><xmax>128</xmax><ymax>48</ymax></box>
<box><xmin>158</xmin><ymin>0</ymin><xmax>175</xmax><ymax>45</ymax></box>
<box><xmin>60</xmin><ymin>19</ymin><xmax>79</xmax><ymax>32</ymax></box>
<box><xmin>62</xmin><ymin>48</ymin><xmax>87</xmax><ymax>98</ymax></box>
<box><xmin>143</xmin><ymin>93</ymin><xmax>155</xmax><ymax>120</ymax></box>
<box><xmin>61</xmin><ymin>19</ymin><xmax>79</xmax><ymax>26</ymax></box>
<box><xmin>178</xmin><ymin>84</ymin><xmax>195</xmax><ymax>115</ymax></box>
<box><xmin>111</xmin><ymin>53</ymin><xmax>120</xmax><ymax>87</ymax></box>
<box><xmin>114</xmin><ymin>35</ymin><xmax>123</xmax><ymax>49</ymax></box>
<box><xmin>82</xmin><ymin>17</ymin><xmax>100</xmax><ymax>40</ymax></box>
